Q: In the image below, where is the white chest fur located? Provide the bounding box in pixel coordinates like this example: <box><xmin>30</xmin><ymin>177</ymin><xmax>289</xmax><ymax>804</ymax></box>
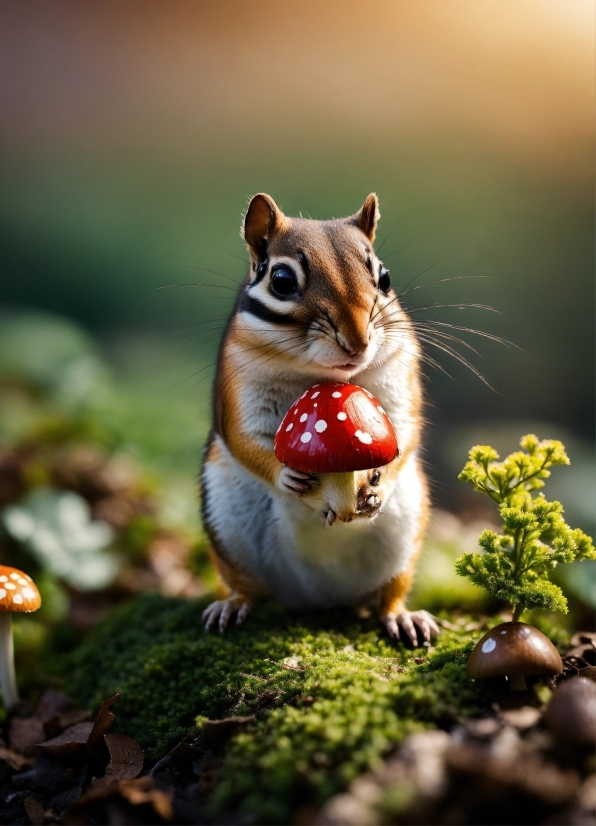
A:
<box><xmin>203</xmin><ymin>350</ymin><xmax>425</xmax><ymax>610</ymax></box>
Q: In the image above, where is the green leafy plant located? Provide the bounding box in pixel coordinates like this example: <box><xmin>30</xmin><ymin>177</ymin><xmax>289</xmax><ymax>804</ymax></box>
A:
<box><xmin>455</xmin><ymin>434</ymin><xmax>595</xmax><ymax>620</ymax></box>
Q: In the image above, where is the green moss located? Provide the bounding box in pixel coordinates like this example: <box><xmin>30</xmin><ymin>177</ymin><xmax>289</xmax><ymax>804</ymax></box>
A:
<box><xmin>69</xmin><ymin>594</ymin><xmax>514</xmax><ymax>822</ymax></box>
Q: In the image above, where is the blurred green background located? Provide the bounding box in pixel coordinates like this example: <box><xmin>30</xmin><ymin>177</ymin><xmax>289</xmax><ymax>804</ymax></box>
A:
<box><xmin>0</xmin><ymin>2</ymin><xmax>593</xmax><ymax>533</ymax></box>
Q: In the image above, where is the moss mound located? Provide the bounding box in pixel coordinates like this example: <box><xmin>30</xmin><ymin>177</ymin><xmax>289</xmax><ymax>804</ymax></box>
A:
<box><xmin>70</xmin><ymin>594</ymin><xmax>501</xmax><ymax>823</ymax></box>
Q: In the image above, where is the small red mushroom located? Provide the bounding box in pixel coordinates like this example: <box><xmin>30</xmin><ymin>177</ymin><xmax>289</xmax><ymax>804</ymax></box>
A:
<box><xmin>274</xmin><ymin>382</ymin><xmax>398</xmax><ymax>472</ymax></box>
<box><xmin>274</xmin><ymin>383</ymin><xmax>399</xmax><ymax>524</ymax></box>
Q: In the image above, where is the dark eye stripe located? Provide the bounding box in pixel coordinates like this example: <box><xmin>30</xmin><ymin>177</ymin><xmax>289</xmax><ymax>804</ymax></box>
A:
<box><xmin>238</xmin><ymin>292</ymin><xmax>299</xmax><ymax>325</ymax></box>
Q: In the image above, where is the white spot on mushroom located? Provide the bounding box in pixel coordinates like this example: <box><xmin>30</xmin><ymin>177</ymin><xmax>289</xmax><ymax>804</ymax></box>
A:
<box><xmin>9</xmin><ymin>573</ymin><xmax>19</xmax><ymax>580</ymax></box>
<box><xmin>17</xmin><ymin>579</ymin><xmax>27</xmax><ymax>586</ymax></box>
<box><xmin>356</xmin><ymin>432</ymin><xmax>373</xmax><ymax>444</ymax></box>
<box><xmin>315</xmin><ymin>420</ymin><xmax>327</xmax><ymax>433</ymax></box>
<box><xmin>25</xmin><ymin>575</ymin><xmax>32</xmax><ymax>582</ymax></box>
<box><xmin>286</xmin><ymin>423</ymin><xmax>294</xmax><ymax>432</ymax></box>
<box><xmin>354</xmin><ymin>430</ymin><xmax>362</xmax><ymax>438</ymax></box>
<box><xmin>364</xmin><ymin>390</ymin><xmax>373</xmax><ymax>397</ymax></box>
<box><xmin>300</xmin><ymin>413</ymin><xmax>308</xmax><ymax>422</ymax></box>
<box><xmin>13</xmin><ymin>594</ymin><xmax>22</xmax><ymax>605</ymax></box>
<box><xmin>22</xmin><ymin>588</ymin><xmax>35</xmax><ymax>599</ymax></box>
<box><xmin>293</xmin><ymin>408</ymin><xmax>298</xmax><ymax>415</ymax></box>
<box><xmin>337</xmin><ymin>412</ymin><xmax>347</xmax><ymax>421</ymax></box>
<box><xmin>313</xmin><ymin>403</ymin><xmax>317</xmax><ymax>407</ymax></box>
<box><xmin>0</xmin><ymin>590</ymin><xmax>5</xmax><ymax>599</ymax></box>
<box><xmin>300</xmin><ymin>432</ymin><xmax>312</xmax><ymax>443</ymax></box>
<box><xmin>332</xmin><ymin>391</ymin><xmax>342</xmax><ymax>398</ymax></box>
<box><xmin>5</xmin><ymin>583</ymin><xmax>15</xmax><ymax>590</ymax></box>
<box><xmin>0</xmin><ymin>577</ymin><xmax>7</xmax><ymax>583</ymax></box>
<box><xmin>311</xmin><ymin>391</ymin><xmax>320</xmax><ymax>399</ymax></box>
<box><xmin>377</xmin><ymin>405</ymin><xmax>385</xmax><ymax>414</ymax></box>
<box><xmin>481</xmin><ymin>638</ymin><xmax>497</xmax><ymax>653</ymax></box>
<box><xmin>312</xmin><ymin>384</ymin><xmax>319</xmax><ymax>387</ymax></box>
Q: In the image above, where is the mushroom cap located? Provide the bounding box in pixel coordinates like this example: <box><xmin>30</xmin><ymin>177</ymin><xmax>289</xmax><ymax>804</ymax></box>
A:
<box><xmin>0</xmin><ymin>566</ymin><xmax>41</xmax><ymax>613</ymax></box>
<box><xmin>544</xmin><ymin>676</ymin><xmax>596</xmax><ymax>747</ymax></box>
<box><xmin>274</xmin><ymin>382</ymin><xmax>399</xmax><ymax>473</ymax></box>
<box><xmin>466</xmin><ymin>622</ymin><xmax>563</xmax><ymax>679</ymax></box>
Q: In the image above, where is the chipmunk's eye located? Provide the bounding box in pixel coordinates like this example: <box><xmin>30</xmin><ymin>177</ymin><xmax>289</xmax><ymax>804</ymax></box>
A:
<box><xmin>378</xmin><ymin>266</ymin><xmax>391</xmax><ymax>294</ymax></box>
<box><xmin>370</xmin><ymin>470</ymin><xmax>381</xmax><ymax>486</ymax></box>
<box><xmin>270</xmin><ymin>265</ymin><xmax>298</xmax><ymax>298</ymax></box>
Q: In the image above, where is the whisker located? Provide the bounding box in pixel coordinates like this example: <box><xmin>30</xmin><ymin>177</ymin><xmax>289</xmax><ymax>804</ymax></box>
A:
<box><xmin>397</xmin><ymin>251</ymin><xmax>472</xmax><ymax>296</ymax></box>
<box><xmin>170</xmin><ymin>318</ymin><xmax>229</xmax><ymax>333</ymax></box>
<box><xmin>398</xmin><ymin>275</ymin><xmax>490</xmax><ymax>300</ymax></box>
<box><xmin>183</xmin><ymin>265</ymin><xmax>244</xmax><ymax>287</ymax></box>
<box><xmin>376</xmin><ymin>212</ymin><xmax>403</xmax><ymax>255</ymax></box>
<box><xmin>380</xmin><ymin>243</ymin><xmax>416</xmax><ymax>260</ymax></box>
<box><xmin>209</xmin><ymin>248</ymin><xmax>250</xmax><ymax>266</ymax></box>
<box><xmin>414</xmin><ymin>320</ymin><xmax>519</xmax><ymax>349</ymax></box>
<box><xmin>157</xmin><ymin>282</ymin><xmax>239</xmax><ymax>292</ymax></box>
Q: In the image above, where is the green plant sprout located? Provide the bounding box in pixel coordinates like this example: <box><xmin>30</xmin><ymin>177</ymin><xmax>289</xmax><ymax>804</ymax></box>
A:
<box><xmin>455</xmin><ymin>435</ymin><xmax>595</xmax><ymax>621</ymax></box>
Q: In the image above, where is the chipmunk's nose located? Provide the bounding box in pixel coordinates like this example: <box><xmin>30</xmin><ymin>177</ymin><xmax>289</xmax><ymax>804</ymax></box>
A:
<box><xmin>337</xmin><ymin>329</ymin><xmax>370</xmax><ymax>358</ymax></box>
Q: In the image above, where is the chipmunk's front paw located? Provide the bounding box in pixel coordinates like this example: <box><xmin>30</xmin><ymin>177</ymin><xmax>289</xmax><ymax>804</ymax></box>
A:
<box><xmin>202</xmin><ymin>598</ymin><xmax>252</xmax><ymax>633</ymax></box>
<box><xmin>277</xmin><ymin>466</ymin><xmax>319</xmax><ymax>497</ymax></box>
<box><xmin>382</xmin><ymin>610</ymin><xmax>440</xmax><ymax>646</ymax></box>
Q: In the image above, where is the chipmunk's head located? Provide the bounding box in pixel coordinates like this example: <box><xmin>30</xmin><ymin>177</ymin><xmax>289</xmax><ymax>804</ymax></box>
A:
<box><xmin>237</xmin><ymin>193</ymin><xmax>408</xmax><ymax>380</ymax></box>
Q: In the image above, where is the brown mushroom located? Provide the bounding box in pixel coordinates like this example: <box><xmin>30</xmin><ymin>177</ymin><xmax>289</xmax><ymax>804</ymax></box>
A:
<box><xmin>0</xmin><ymin>566</ymin><xmax>41</xmax><ymax>709</ymax></box>
<box><xmin>544</xmin><ymin>677</ymin><xmax>596</xmax><ymax>748</ymax></box>
<box><xmin>466</xmin><ymin>622</ymin><xmax>563</xmax><ymax>691</ymax></box>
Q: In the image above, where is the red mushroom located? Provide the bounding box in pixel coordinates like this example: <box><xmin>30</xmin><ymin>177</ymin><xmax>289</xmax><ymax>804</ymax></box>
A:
<box><xmin>274</xmin><ymin>383</ymin><xmax>399</xmax><ymax>523</ymax></box>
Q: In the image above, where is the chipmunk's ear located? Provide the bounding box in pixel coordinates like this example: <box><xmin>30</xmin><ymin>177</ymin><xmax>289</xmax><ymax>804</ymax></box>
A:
<box><xmin>243</xmin><ymin>193</ymin><xmax>287</xmax><ymax>260</ymax></box>
<box><xmin>353</xmin><ymin>193</ymin><xmax>380</xmax><ymax>243</ymax></box>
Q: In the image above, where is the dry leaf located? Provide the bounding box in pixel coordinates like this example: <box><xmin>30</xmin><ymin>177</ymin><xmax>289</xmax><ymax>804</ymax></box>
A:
<box><xmin>62</xmin><ymin>775</ymin><xmax>173</xmax><ymax>824</ymax></box>
<box><xmin>119</xmin><ymin>776</ymin><xmax>174</xmax><ymax>820</ymax></box>
<box><xmin>9</xmin><ymin>718</ymin><xmax>46</xmax><ymax>756</ymax></box>
<box><xmin>86</xmin><ymin>694</ymin><xmax>119</xmax><ymax>757</ymax></box>
<box><xmin>0</xmin><ymin>746</ymin><xmax>31</xmax><ymax>771</ymax></box>
<box><xmin>41</xmin><ymin>715</ymin><xmax>62</xmax><ymax>740</ymax></box>
<box><xmin>104</xmin><ymin>733</ymin><xmax>144</xmax><ymax>780</ymax></box>
<box><xmin>37</xmin><ymin>722</ymin><xmax>94</xmax><ymax>756</ymax></box>
<box><xmin>23</xmin><ymin>797</ymin><xmax>45</xmax><ymax>826</ymax></box>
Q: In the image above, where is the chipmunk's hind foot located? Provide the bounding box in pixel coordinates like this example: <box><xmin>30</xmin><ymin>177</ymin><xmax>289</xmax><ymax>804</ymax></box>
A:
<box><xmin>202</xmin><ymin>597</ymin><xmax>252</xmax><ymax>634</ymax></box>
<box><xmin>382</xmin><ymin>610</ymin><xmax>440</xmax><ymax>647</ymax></box>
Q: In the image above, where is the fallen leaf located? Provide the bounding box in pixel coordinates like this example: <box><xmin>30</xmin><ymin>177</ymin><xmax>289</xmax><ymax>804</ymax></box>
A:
<box><xmin>12</xmin><ymin>753</ymin><xmax>69</xmax><ymax>793</ymax></box>
<box><xmin>61</xmin><ymin>775</ymin><xmax>173</xmax><ymax>824</ymax></box>
<box><xmin>42</xmin><ymin>714</ymin><xmax>62</xmax><ymax>740</ymax></box>
<box><xmin>201</xmin><ymin>715</ymin><xmax>256</xmax><ymax>744</ymax></box>
<box><xmin>9</xmin><ymin>718</ymin><xmax>46</xmax><ymax>756</ymax></box>
<box><xmin>0</xmin><ymin>746</ymin><xmax>31</xmax><ymax>771</ymax></box>
<box><xmin>50</xmin><ymin>786</ymin><xmax>82</xmax><ymax>811</ymax></box>
<box><xmin>37</xmin><ymin>722</ymin><xmax>94</xmax><ymax>756</ymax></box>
<box><xmin>120</xmin><ymin>776</ymin><xmax>174</xmax><ymax>820</ymax></box>
<box><xmin>86</xmin><ymin>694</ymin><xmax>119</xmax><ymax>757</ymax></box>
<box><xmin>104</xmin><ymin>733</ymin><xmax>144</xmax><ymax>780</ymax></box>
<box><xmin>23</xmin><ymin>797</ymin><xmax>45</xmax><ymax>825</ymax></box>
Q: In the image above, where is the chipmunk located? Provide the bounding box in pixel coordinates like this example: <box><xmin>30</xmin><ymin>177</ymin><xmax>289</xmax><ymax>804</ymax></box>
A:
<box><xmin>200</xmin><ymin>193</ymin><xmax>439</xmax><ymax>644</ymax></box>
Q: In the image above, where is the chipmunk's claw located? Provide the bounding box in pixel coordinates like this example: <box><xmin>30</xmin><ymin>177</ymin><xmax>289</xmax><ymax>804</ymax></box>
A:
<box><xmin>202</xmin><ymin>598</ymin><xmax>252</xmax><ymax>633</ymax></box>
<box><xmin>382</xmin><ymin>610</ymin><xmax>440</xmax><ymax>646</ymax></box>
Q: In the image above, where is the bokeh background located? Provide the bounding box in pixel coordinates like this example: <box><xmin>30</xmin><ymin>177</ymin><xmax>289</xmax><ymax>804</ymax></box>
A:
<box><xmin>0</xmin><ymin>0</ymin><xmax>594</xmax><ymax>654</ymax></box>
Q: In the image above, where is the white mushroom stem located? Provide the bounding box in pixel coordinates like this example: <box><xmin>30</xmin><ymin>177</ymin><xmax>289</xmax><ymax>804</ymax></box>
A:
<box><xmin>0</xmin><ymin>613</ymin><xmax>19</xmax><ymax>710</ymax></box>
<box><xmin>508</xmin><ymin>674</ymin><xmax>528</xmax><ymax>691</ymax></box>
